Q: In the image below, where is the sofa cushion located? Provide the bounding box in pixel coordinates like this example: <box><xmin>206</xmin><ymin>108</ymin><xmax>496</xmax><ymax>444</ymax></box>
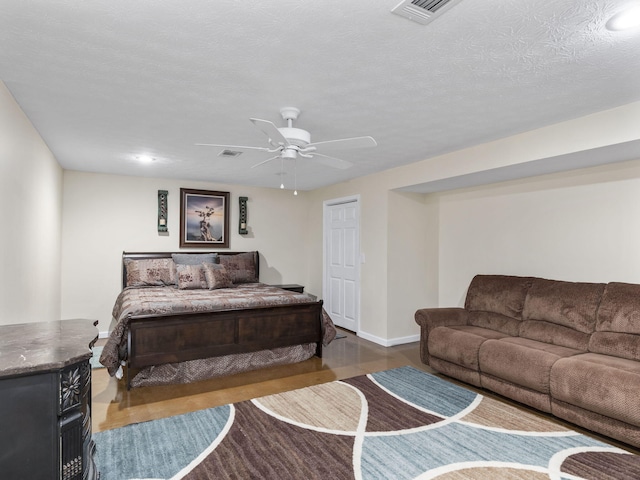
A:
<box><xmin>467</xmin><ymin>311</ymin><xmax>522</xmax><ymax>337</ymax></box>
<box><xmin>589</xmin><ymin>282</ymin><xmax>640</xmax><ymax>361</ymax></box>
<box><xmin>481</xmin><ymin>374</ymin><xmax>553</xmax><ymax>413</ymax></box>
<box><xmin>551</xmin><ymin>398</ymin><xmax>640</xmax><ymax>450</ymax></box>
<box><xmin>519</xmin><ymin>320</ymin><xmax>591</xmax><ymax>352</ymax></box>
<box><xmin>520</xmin><ymin>278</ymin><xmax>605</xmax><ymax>349</ymax></box>
<box><xmin>479</xmin><ymin>337</ymin><xmax>582</xmax><ymax>394</ymax></box>
<box><xmin>464</xmin><ymin>275</ymin><xmax>532</xmax><ymax>335</ymax></box>
<box><xmin>428</xmin><ymin>325</ymin><xmax>509</xmax><ymax>371</ymax></box>
<box><xmin>595</xmin><ymin>282</ymin><xmax>640</xmax><ymax>335</ymax></box>
<box><xmin>550</xmin><ymin>353</ymin><xmax>640</xmax><ymax>428</ymax></box>
<box><xmin>589</xmin><ymin>332</ymin><xmax>640</xmax><ymax>362</ymax></box>
<box><xmin>429</xmin><ymin>357</ymin><xmax>483</xmax><ymax>388</ymax></box>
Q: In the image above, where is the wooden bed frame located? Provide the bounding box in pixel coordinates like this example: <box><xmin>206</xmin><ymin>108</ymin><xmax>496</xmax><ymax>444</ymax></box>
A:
<box><xmin>121</xmin><ymin>251</ymin><xmax>324</xmax><ymax>388</ymax></box>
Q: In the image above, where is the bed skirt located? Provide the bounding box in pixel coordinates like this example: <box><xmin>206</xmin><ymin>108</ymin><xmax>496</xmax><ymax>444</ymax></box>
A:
<box><xmin>129</xmin><ymin>343</ymin><xmax>317</xmax><ymax>388</ymax></box>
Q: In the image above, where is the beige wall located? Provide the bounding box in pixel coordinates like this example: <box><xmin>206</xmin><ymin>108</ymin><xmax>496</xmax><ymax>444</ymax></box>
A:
<box><xmin>4</xmin><ymin>80</ymin><xmax>640</xmax><ymax>343</ymax></box>
<box><xmin>384</xmin><ymin>101</ymin><xmax>640</xmax><ymax>191</ymax></box>
<box><xmin>61</xmin><ymin>171</ymin><xmax>312</xmax><ymax>332</ymax></box>
<box><xmin>0</xmin><ymin>82</ymin><xmax>63</xmax><ymax>325</ymax></box>
<box><xmin>306</xmin><ymin>102</ymin><xmax>640</xmax><ymax>344</ymax></box>
<box><xmin>436</xmin><ymin>158</ymin><xmax>640</xmax><ymax>306</ymax></box>
<box><xmin>306</xmin><ymin>180</ymin><xmax>436</xmax><ymax>344</ymax></box>
<box><xmin>387</xmin><ymin>191</ymin><xmax>437</xmax><ymax>342</ymax></box>
<box><xmin>307</xmin><ymin>179</ymin><xmax>391</xmax><ymax>341</ymax></box>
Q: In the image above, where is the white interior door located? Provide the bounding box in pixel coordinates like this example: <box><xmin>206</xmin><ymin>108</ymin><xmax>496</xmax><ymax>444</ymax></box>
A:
<box><xmin>323</xmin><ymin>198</ymin><xmax>360</xmax><ymax>332</ymax></box>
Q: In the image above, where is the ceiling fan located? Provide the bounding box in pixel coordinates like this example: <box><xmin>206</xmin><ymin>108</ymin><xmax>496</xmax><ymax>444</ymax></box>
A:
<box><xmin>196</xmin><ymin>107</ymin><xmax>377</xmax><ymax>170</ymax></box>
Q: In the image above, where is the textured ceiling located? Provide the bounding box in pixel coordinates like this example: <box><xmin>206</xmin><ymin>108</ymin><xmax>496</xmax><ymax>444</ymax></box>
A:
<box><xmin>1</xmin><ymin>0</ymin><xmax>639</xmax><ymax>191</ymax></box>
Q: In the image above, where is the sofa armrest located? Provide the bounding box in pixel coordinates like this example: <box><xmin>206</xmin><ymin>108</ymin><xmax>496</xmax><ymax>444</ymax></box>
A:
<box><xmin>415</xmin><ymin>307</ymin><xmax>468</xmax><ymax>330</ymax></box>
<box><xmin>415</xmin><ymin>307</ymin><xmax>468</xmax><ymax>365</ymax></box>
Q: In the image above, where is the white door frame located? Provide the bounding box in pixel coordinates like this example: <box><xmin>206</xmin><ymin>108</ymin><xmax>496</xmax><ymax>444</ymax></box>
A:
<box><xmin>323</xmin><ymin>195</ymin><xmax>361</xmax><ymax>334</ymax></box>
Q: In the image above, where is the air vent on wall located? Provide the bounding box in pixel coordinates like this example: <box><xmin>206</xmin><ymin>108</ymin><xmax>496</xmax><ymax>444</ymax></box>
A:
<box><xmin>218</xmin><ymin>149</ymin><xmax>243</xmax><ymax>157</ymax></box>
<box><xmin>391</xmin><ymin>0</ymin><xmax>462</xmax><ymax>25</ymax></box>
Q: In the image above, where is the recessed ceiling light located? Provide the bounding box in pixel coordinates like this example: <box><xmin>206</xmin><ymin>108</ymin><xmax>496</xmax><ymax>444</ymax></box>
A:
<box><xmin>606</xmin><ymin>5</ymin><xmax>640</xmax><ymax>31</ymax></box>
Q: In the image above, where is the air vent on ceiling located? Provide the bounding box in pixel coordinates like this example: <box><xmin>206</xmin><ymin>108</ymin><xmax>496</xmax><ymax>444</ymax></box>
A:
<box><xmin>218</xmin><ymin>149</ymin><xmax>242</xmax><ymax>158</ymax></box>
<box><xmin>391</xmin><ymin>0</ymin><xmax>462</xmax><ymax>25</ymax></box>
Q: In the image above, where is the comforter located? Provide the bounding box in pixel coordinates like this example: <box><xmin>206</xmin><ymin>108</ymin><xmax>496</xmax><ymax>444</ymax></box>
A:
<box><xmin>100</xmin><ymin>283</ymin><xmax>336</xmax><ymax>377</ymax></box>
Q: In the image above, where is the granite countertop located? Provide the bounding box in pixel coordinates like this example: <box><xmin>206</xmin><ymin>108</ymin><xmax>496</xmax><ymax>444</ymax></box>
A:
<box><xmin>0</xmin><ymin>319</ymin><xmax>98</xmax><ymax>378</ymax></box>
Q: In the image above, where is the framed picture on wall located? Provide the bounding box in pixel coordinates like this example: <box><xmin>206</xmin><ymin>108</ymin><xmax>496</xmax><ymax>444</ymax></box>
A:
<box><xmin>179</xmin><ymin>188</ymin><xmax>230</xmax><ymax>248</ymax></box>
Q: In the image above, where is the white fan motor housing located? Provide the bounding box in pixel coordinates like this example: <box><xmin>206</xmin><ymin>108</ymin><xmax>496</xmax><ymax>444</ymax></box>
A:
<box><xmin>278</xmin><ymin>127</ymin><xmax>310</xmax><ymax>148</ymax></box>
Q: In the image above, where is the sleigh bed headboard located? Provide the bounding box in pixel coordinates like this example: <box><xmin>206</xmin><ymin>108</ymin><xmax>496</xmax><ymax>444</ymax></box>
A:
<box><xmin>121</xmin><ymin>251</ymin><xmax>259</xmax><ymax>289</ymax></box>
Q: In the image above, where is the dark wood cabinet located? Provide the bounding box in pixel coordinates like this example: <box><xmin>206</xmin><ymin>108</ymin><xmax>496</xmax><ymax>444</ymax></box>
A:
<box><xmin>0</xmin><ymin>319</ymin><xmax>98</xmax><ymax>480</ymax></box>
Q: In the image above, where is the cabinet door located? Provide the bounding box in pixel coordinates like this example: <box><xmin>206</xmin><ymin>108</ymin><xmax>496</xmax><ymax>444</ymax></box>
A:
<box><xmin>0</xmin><ymin>372</ymin><xmax>58</xmax><ymax>479</ymax></box>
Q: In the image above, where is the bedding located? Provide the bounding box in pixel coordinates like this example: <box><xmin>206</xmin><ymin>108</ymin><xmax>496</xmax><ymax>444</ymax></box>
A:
<box><xmin>123</xmin><ymin>257</ymin><xmax>177</xmax><ymax>287</ymax></box>
<box><xmin>127</xmin><ymin>344</ymin><xmax>319</xmax><ymax>388</ymax></box>
<box><xmin>203</xmin><ymin>263</ymin><xmax>233</xmax><ymax>289</ymax></box>
<box><xmin>171</xmin><ymin>252</ymin><xmax>218</xmax><ymax>265</ymax></box>
<box><xmin>176</xmin><ymin>263</ymin><xmax>209</xmax><ymax>289</ymax></box>
<box><xmin>218</xmin><ymin>251</ymin><xmax>258</xmax><ymax>283</ymax></box>
<box><xmin>100</xmin><ymin>282</ymin><xmax>336</xmax><ymax>382</ymax></box>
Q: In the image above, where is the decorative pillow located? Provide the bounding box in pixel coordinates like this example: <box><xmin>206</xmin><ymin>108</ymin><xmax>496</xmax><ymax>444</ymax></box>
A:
<box><xmin>176</xmin><ymin>264</ymin><xmax>208</xmax><ymax>290</ymax></box>
<box><xmin>124</xmin><ymin>258</ymin><xmax>176</xmax><ymax>287</ymax></box>
<box><xmin>203</xmin><ymin>263</ymin><xmax>233</xmax><ymax>290</ymax></box>
<box><xmin>171</xmin><ymin>253</ymin><xmax>218</xmax><ymax>265</ymax></box>
<box><xmin>219</xmin><ymin>252</ymin><xmax>258</xmax><ymax>284</ymax></box>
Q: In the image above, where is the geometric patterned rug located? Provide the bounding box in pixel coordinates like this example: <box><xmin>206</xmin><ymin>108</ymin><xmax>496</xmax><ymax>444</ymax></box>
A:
<box><xmin>90</xmin><ymin>345</ymin><xmax>104</xmax><ymax>369</ymax></box>
<box><xmin>93</xmin><ymin>366</ymin><xmax>640</xmax><ymax>479</ymax></box>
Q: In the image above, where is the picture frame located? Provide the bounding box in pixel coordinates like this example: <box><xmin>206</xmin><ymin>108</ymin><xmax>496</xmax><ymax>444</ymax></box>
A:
<box><xmin>179</xmin><ymin>188</ymin><xmax>230</xmax><ymax>248</ymax></box>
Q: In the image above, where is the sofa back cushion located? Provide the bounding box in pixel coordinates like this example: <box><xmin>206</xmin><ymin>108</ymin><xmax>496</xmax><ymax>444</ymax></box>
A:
<box><xmin>520</xmin><ymin>278</ymin><xmax>605</xmax><ymax>350</ymax></box>
<box><xmin>465</xmin><ymin>275</ymin><xmax>532</xmax><ymax>335</ymax></box>
<box><xmin>590</xmin><ymin>282</ymin><xmax>640</xmax><ymax>361</ymax></box>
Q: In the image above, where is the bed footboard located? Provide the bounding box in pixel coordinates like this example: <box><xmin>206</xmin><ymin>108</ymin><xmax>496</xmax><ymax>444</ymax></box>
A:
<box><xmin>126</xmin><ymin>300</ymin><xmax>324</xmax><ymax>388</ymax></box>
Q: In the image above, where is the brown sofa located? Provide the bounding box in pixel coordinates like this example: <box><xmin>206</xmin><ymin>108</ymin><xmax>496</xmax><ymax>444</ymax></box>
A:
<box><xmin>415</xmin><ymin>275</ymin><xmax>640</xmax><ymax>448</ymax></box>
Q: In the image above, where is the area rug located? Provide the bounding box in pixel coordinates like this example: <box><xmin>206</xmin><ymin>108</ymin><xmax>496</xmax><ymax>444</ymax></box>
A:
<box><xmin>90</xmin><ymin>345</ymin><xmax>104</xmax><ymax>369</ymax></box>
<box><xmin>93</xmin><ymin>366</ymin><xmax>640</xmax><ymax>479</ymax></box>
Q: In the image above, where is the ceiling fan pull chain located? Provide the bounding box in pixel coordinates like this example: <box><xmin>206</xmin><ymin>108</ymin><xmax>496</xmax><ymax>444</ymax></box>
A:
<box><xmin>280</xmin><ymin>158</ymin><xmax>285</xmax><ymax>189</ymax></box>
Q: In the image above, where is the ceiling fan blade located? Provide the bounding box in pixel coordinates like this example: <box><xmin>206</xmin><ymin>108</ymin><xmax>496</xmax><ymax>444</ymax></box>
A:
<box><xmin>306</xmin><ymin>136</ymin><xmax>377</xmax><ymax>152</ymax></box>
<box><xmin>309</xmin><ymin>152</ymin><xmax>353</xmax><ymax>170</ymax></box>
<box><xmin>249</xmin><ymin>118</ymin><xmax>290</xmax><ymax>147</ymax></box>
<box><xmin>251</xmin><ymin>155</ymin><xmax>281</xmax><ymax>169</ymax></box>
<box><xmin>195</xmin><ymin>143</ymin><xmax>272</xmax><ymax>152</ymax></box>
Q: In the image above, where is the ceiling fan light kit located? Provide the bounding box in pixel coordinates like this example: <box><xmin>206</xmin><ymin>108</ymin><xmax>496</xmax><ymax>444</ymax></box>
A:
<box><xmin>196</xmin><ymin>107</ymin><xmax>377</xmax><ymax>192</ymax></box>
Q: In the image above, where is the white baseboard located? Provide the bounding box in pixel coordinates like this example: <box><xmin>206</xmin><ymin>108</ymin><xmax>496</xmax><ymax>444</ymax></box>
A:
<box><xmin>357</xmin><ymin>331</ymin><xmax>420</xmax><ymax>347</ymax></box>
<box><xmin>98</xmin><ymin>328</ymin><xmax>418</xmax><ymax>344</ymax></box>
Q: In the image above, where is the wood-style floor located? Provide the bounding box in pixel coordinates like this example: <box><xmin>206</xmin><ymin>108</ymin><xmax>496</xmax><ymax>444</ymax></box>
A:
<box><xmin>91</xmin><ymin>329</ymin><xmax>432</xmax><ymax>433</ymax></box>
<box><xmin>92</xmin><ymin>329</ymin><xmax>640</xmax><ymax>455</ymax></box>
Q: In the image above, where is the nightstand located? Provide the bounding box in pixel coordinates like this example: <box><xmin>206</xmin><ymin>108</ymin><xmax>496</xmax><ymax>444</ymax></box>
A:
<box><xmin>272</xmin><ymin>284</ymin><xmax>305</xmax><ymax>293</ymax></box>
